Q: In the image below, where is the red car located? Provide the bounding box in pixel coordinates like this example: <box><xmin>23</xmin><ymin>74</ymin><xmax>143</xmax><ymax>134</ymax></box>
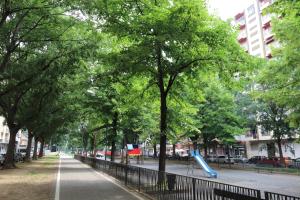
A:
<box><xmin>258</xmin><ymin>157</ymin><xmax>281</xmax><ymax>167</ymax></box>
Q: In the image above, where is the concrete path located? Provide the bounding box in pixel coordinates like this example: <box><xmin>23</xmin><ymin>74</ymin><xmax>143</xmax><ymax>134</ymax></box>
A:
<box><xmin>57</xmin><ymin>156</ymin><xmax>145</xmax><ymax>200</ymax></box>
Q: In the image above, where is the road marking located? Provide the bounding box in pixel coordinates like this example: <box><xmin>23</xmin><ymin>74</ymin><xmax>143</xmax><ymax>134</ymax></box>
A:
<box><xmin>55</xmin><ymin>156</ymin><xmax>61</xmax><ymax>200</ymax></box>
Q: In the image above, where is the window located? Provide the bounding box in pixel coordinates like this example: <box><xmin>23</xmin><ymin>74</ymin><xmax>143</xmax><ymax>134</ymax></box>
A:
<box><xmin>249</xmin><ymin>17</ymin><xmax>256</xmax><ymax>24</ymax></box>
<box><xmin>251</xmin><ymin>38</ymin><xmax>259</xmax><ymax>45</ymax></box>
<box><xmin>252</xmin><ymin>44</ymin><xmax>260</xmax><ymax>51</ymax></box>
<box><xmin>247</xmin><ymin>5</ymin><xmax>255</xmax><ymax>17</ymax></box>
<box><xmin>249</xmin><ymin>25</ymin><xmax>257</xmax><ymax>31</ymax></box>
<box><xmin>250</xmin><ymin>30</ymin><xmax>258</xmax><ymax>37</ymax></box>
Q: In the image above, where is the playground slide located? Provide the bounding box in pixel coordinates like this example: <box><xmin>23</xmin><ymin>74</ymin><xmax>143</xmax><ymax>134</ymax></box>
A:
<box><xmin>191</xmin><ymin>149</ymin><xmax>218</xmax><ymax>178</ymax></box>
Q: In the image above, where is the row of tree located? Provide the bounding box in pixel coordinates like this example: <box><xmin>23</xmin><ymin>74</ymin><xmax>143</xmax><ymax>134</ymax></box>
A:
<box><xmin>1</xmin><ymin>0</ymin><xmax>299</xmax><ymax>170</ymax></box>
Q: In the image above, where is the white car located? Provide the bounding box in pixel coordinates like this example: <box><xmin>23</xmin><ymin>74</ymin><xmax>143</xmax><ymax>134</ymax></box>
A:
<box><xmin>95</xmin><ymin>154</ymin><xmax>104</xmax><ymax>160</ymax></box>
<box><xmin>207</xmin><ymin>155</ymin><xmax>217</xmax><ymax>163</ymax></box>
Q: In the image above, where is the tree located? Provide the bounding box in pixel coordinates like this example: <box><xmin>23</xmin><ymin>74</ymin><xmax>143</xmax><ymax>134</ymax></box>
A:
<box><xmin>189</xmin><ymin>79</ymin><xmax>245</xmax><ymax>158</ymax></box>
<box><xmin>258</xmin><ymin>100</ymin><xmax>296</xmax><ymax>163</ymax></box>
<box><xmin>0</xmin><ymin>0</ymin><xmax>100</xmax><ymax>167</ymax></box>
<box><xmin>259</xmin><ymin>0</ymin><xmax>300</xmax><ymax>126</ymax></box>
<box><xmin>98</xmin><ymin>0</ymin><xmax>251</xmax><ymax>173</ymax></box>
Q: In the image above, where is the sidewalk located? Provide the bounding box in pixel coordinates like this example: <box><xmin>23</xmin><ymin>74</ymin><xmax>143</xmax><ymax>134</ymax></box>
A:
<box><xmin>58</xmin><ymin>155</ymin><xmax>145</xmax><ymax>200</ymax></box>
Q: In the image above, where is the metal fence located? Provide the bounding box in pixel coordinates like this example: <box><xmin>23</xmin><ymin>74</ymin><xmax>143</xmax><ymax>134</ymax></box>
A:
<box><xmin>74</xmin><ymin>155</ymin><xmax>299</xmax><ymax>200</ymax></box>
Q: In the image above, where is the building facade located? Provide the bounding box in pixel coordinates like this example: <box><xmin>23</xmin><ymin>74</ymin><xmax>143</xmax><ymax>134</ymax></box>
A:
<box><xmin>234</xmin><ymin>0</ymin><xmax>277</xmax><ymax>59</ymax></box>
<box><xmin>0</xmin><ymin>116</ymin><xmax>28</xmax><ymax>154</ymax></box>
<box><xmin>233</xmin><ymin>0</ymin><xmax>300</xmax><ymax>159</ymax></box>
<box><xmin>0</xmin><ymin>116</ymin><xmax>10</xmax><ymax>154</ymax></box>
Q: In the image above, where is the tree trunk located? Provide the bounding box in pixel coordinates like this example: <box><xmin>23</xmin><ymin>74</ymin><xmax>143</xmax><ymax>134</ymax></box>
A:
<box><xmin>38</xmin><ymin>138</ymin><xmax>44</xmax><ymax>158</ymax></box>
<box><xmin>203</xmin><ymin>137</ymin><xmax>208</xmax><ymax>160</ymax></box>
<box><xmin>111</xmin><ymin>112</ymin><xmax>118</xmax><ymax>162</ymax></box>
<box><xmin>277</xmin><ymin>138</ymin><xmax>284</xmax><ymax>165</ymax></box>
<box><xmin>32</xmin><ymin>137</ymin><xmax>39</xmax><ymax>160</ymax></box>
<box><xmin>172</xmin><ymin>144</ymin><xmax>176</xmax><ymax>157</ymax></box>
<box><xmin>153</xmin><ymin>143</ymin><xmax>157</xmax><ymax>158</ymax></box>
<box><xmin>158</xmin><ymin>92</ymin><xmax>167</xmax><ymax>172</ymax></box>
<box><xmin>193</xmin><ymin>141</ymin><xmax>197</xmax><ymax>151</ymax></box>
<box><xmin>25</xmin><ymin>131</ymin><xmax>33</xmax><ymax>162</ymax></box>
<box><xmin>3</xmin><ymin>125</ymin><xmax>19</xmax><ymax>168</ymax></box>
<box><xmin>121</xmin><ymin>135</ymin><xmax>126</xmax><ymax>163</ymax></box>
<box><xmin>92</xmin><ymin>133</ymin><xmax>97</xmax><ymax>157</ymax></box>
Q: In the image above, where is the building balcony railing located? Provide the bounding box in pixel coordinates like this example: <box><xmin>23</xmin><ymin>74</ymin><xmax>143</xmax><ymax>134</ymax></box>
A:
<box><xmin>259</xmin><ymin>0</ymin><xmax>272</xmax><ymax>11</ymax></box>
<box><xmin>263</xmin><ymin>21</ymin><xmax>271</xmax><ymax>29</ymax></box>
<box><xmin>235</xmin><ymin>12</ymin><xmax>245</xmax><ymax>20</ymax></box>
<box><xmin>239</xmin><ymin>24</ymin><xmax>246</xmax><ymax>30</ymax></box>
<box><xmin>238</xmin><ymin>37</ymin><xmax>247</xmax><ymax>43</ymax></box>
<box><xmin>265</xmin><ymin>35</ymin><xmax>274</xmax><ymax>44</ymax></box>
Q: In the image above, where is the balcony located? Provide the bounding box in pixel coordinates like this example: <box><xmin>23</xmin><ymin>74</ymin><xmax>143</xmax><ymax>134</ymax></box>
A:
<box><xmin>239</xmin><ymin>24</ymin><xmax>246</xmax><ymax>30</ymax></box>
<box><xmin>262</xmin><ymin>14</ymin><xmax>271</xmax><ymax>25</ymax></box>
<box><xmin>265</xmin><ymin>35</ymin><xmax>274</xmax><ymax>44</ymax></box>
<box><xmin>263</xmin><ymin>21</ymin><xmax>271</xmax><ymax>29</ymax></box>
<box><xmin>266</xmin><ymin>53</ymin><xmax>272</xmax><ymax>59</ymax></box>
<box><xmin>259</xmin><ymin>0</ymin><xmax>272</xmax><ymax>11</ymax></box>
<box><xmin>238</xmin><ymin>37</ymin><xmax>247</xmax><ymax>44</ymax></box>
<box><xmin>235</xmin><ymin>12</ymin><xmax>245</xmax><ymax>20</ymax></box>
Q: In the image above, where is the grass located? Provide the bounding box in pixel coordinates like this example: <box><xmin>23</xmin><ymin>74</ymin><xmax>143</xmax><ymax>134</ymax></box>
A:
<box><xmin>0</xmin><ymin>154</ymin><xmax>59</xmax><ymax>200</ymax></box>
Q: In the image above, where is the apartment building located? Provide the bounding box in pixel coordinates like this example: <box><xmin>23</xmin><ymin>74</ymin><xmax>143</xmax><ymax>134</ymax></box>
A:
<box><xmin>0</xmin><ymin>116</ymin><xmax>28</xmax><ymax>154</ymax></box>
<box><xmin>0</xmin><ymin>116</ymin><xmax>10</xmax><ymax>154</ymax></box>
<box><xmin>234</xmin><ymin>0</ymin><xmax>278</xmax><ymax>59</ymax></box>
<box><xmin>233</xmin><ymin>0</ymin><xmax>300</xmax><ymax>159</ymax></box>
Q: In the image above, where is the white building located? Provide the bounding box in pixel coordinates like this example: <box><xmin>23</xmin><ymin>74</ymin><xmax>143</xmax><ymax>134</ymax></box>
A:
<box><xmin>0</xmin><ymin>116</ymin><xmax>10</xmax><ymax>154</ymax></box>
<box><xmin>0</xmin><ymin>116</ymin><xmax>28</xmax><ymax>154</ymax></box>
<box><xmin>233</xmin><ymin>0</ymin><xmax>300</xmax><ymax>159</ymax></box>
<box><xmin>234</xmin><ymin>0</ymin><xmax>278</xmax><ymax>59</ymax></box>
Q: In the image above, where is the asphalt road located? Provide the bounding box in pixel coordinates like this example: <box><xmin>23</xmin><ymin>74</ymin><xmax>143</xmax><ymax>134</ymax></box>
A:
<box><xmin>130</xmin><ymin>159</ymin><xmax>300</xmax><ymax>197</ymax></box>
<box><xmin>58</xmin><ymin>156</ymin><xmax>144</xmax><ymax>200</ymax></box>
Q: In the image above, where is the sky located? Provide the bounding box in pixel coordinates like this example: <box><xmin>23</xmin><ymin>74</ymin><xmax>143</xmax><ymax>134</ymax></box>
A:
<box><xmin>207</xmin><ymin>0</ymin><xmax>254</xmax><ymax>20</ymax></box>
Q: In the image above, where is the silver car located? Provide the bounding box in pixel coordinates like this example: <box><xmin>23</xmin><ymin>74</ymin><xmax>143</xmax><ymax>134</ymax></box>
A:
<box><xmin>207</xmin><ymin>155</ymin><xmax>217</xmax><ymax>163</ymax></box>
<box><xmin>216</xmin><ymin>155</ymin><xmax>235</xmax><ymax>164</ymax></box>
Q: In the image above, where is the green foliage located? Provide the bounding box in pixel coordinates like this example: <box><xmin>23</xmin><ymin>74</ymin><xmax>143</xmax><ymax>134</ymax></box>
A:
<box><xmin>259</xmin><ymin>0</ymin><xmax>300</xmax><ymax>127</ymax></box>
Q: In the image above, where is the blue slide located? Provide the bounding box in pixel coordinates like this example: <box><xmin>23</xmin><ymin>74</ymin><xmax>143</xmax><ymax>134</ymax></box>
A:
<box><xmin>191</xmin><ymin>149</ymin><xmax>218</xmax><ymax>178</ymax></box>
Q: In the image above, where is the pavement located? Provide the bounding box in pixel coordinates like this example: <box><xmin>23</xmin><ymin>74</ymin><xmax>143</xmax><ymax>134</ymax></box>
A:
<box><xmin>57</xmin><ymin>155</ymin><xmax>145</xmax><ymax>200</ymax></box>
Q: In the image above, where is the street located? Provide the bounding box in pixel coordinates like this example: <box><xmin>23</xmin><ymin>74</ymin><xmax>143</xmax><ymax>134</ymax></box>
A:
<box><xmin>131</xmin><ymin>159</ymin><xmax>300</xmax><ymax>197</ymax></box>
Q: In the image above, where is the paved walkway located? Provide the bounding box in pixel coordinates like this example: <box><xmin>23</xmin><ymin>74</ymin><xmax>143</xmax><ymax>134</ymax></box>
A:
<box><xmin>57</xmin><ymin>156</ymin><xmax>144</xmax><ymax>200</ymax></box>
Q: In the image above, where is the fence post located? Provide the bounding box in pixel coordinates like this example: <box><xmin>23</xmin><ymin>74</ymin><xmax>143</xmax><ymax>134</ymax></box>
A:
<box><xmin>258</xmin><ymin>190</ymin><xmax>262</xmax><ymax>200</ymax></box>
<box><xmin>116</xmin><ymin>164</ymin><xmax>117</xmax><ymax>177</ymax></box>
<box><xmin>138</xmin><ymin>168</ymin><xmax>141</xmax><ymax>192</ymax></box>
<box><xmin>125</xmin><ymin>165</ymin><xmax>128</xmax><ymax>186</ymax></box>
<box><xmin>264</xmin><ymin>192</ymin><xmax>269</xmax><ymax>200</ymax></box>
<box><xmin>192</xmin><ymin>178</ymin><xmax>196</xmax><ymax>200</ymax></box>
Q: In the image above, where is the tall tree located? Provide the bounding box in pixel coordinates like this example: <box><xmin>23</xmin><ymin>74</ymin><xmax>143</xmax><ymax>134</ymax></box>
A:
<box><xmin>259</xmin><ymin>0</ymin><xmax>300</xmax><ymax>126</ymax></box>
<box><xmin>98</xmin><ymin>0</ymin><xmax>251</xmax><ymax>172</ymax></box>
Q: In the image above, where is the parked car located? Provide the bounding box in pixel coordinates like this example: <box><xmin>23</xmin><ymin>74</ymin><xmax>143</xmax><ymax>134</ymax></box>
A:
<box><xmin>206</xmin><ymin>155</ymin><xmax>217</xmax><ymax>163</ymax></box>
<box><xmin>216</xmin><ymin>155</ymin><xmax>235</xmax><ymax>164</ymax></box>
<box><xmin>291</xmin><ymin>158</ymin><xmax>300</xmax><ymax>168</ymax></box>
<box><xmin>233</xmin><ymin>156</ymin><xmax>248</xmax><ymax>163</ymax></box>
<box><xmin>0</xmin><ymin>154</ymin><xmax>4</xmax><ymax>166</ymax></box>
<box><xmin>248</xmin><ymin>156</ymin><xmax>267</xmax><ymax>164</ymax></box>
<box><xmin>95</xmin><ymin>153</ymin><xmax>104</xmax><ymax>160</ymax></box>
<box><xmin>257</xmin><ymin>157</ymin><xmax>281</xmax><ymax>167</ymax></box>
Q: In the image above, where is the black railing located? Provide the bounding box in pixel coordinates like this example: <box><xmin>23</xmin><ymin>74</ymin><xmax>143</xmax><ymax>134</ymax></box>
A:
<box><xmin>265</xmin><ymin>192</ymin><xmax>300</xmax><ymax>200</ymax></box>
<box><xmin>74</xmin><ymin>155</ymin><xmax>299</xmax><ymax>200</ymax></box>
